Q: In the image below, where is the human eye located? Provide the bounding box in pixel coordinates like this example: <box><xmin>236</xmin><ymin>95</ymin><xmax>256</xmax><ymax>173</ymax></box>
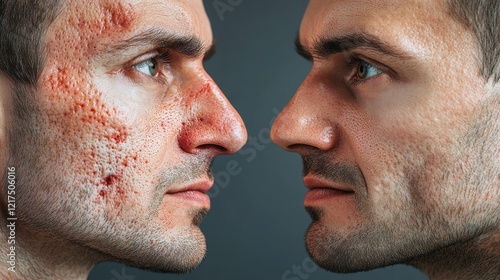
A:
<box><xmin>346</xmin><ymin>56</ymin><xmax>385</xmax><ymax>86</ymax></box>
<box><xmin>133</xmin><ymin>58</ymin><xmax>159</xmax><ymax>77</ymax></box>
<box><xmin>356</xmin><ymin>60</ymin><xmax>382</xmax><ymax>79</ymax></box>
<box><xmin>130</xmin><ymin>51</ymin><xmax>172</xmax><ymax>81</ymax></box>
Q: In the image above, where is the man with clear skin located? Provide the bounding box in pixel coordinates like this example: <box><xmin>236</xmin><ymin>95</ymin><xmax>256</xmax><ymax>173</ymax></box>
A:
<box><xmin>0</xmin><ymin>0</ymin><xmax>247</xmax><ymax>279</ymax></box>
<box><xmin>272</xmin><ymin>0</ymin><xmax>499</xmax><ymax>279</ymax></box>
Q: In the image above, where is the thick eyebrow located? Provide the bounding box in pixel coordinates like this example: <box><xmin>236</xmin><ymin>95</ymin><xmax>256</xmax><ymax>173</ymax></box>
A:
<box><xmin>106</xmin><ymin>27</ymin><xmax>214</xmax><ymax>59</ymax></box>
<box><xmin>295</xmin><ymin>32</ymin><xmax>411</xmax><ymax>60</ymax></box>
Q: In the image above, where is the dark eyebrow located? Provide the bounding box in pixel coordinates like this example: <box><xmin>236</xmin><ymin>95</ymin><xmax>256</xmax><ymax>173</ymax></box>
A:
<box><xmin>107</xmin><ymin>27</ymin><xmax>212</xmax><ymax>59</ymax></box>
<box><xmin>295</xmin><ymin>32</ymin><xmax>411</xmax><ymax>60</ymax></box>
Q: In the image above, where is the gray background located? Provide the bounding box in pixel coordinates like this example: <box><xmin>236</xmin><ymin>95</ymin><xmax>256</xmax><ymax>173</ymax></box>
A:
<box><xmin>89</xmin><ymin>1</ymin><xmax>428</xmax><ymax>279</ymax></box>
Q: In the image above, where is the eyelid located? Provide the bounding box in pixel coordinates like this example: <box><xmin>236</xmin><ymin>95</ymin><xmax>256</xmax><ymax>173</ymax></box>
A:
<box><xmin>344</xmin><ymin>53</ymin><xmax>398</xmax><ymax>85</ymax></box>
<box><xmin>128</xmin><ymin>50</ymin><xmax>172</xmax><ymax>83</ymax></box>
<box><xmin>130</xmin><ymin>50</ymin><xmax>171</xmax><ymax>69</ymax></box>
<box><xmin>351</xmin><ymin>53</ymin><xmax>398</xmax><ymax>76</ymax></box>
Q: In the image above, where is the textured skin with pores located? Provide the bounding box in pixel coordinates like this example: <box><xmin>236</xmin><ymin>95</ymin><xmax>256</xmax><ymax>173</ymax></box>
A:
<box><xmin>38</xmin><ymin>2</ymin><xmax>135</xmax><ymax>208</ymax></box>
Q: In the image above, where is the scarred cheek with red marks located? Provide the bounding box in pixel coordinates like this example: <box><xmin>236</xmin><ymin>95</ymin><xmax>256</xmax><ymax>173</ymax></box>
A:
<box><xmin>37</xmin><ymin>0</ymin><xmax>141</xmax><ymax>206</ymax></box>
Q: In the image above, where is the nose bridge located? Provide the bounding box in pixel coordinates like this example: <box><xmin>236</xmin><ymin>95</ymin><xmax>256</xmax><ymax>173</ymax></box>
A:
<box><xmin>178</xmin><ymin>71</ymin><xmax>247</xmax><ymax>155</ymax></box>
<box><xmin>271</xmin><ymin>75</ymin><xmax>337</xmax><ymax>151</ymax></box>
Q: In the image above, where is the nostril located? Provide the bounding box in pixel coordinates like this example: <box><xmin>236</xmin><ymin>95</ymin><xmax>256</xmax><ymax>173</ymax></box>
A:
<box><xmin>287</xmin><ymin>144</ymin><xmax>303</xmax><ymax>151</ymax></box>
<box><xmin>197</xmin><ymin>144</ymin><xmax>227</xmax><ymax>153</ymax></box>
<box><xmin>287</xmin><ymin>143</ymin><xmax>314</xmax><ymax>152</ymax></box>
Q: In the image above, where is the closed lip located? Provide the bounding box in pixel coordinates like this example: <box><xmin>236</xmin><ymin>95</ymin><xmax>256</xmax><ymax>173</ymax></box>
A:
<box><xmin>165</xmin><ymin>180</ymin><xmax>212</xmax><ymax>208</ymax></box>
<box><xmin>165</xmin><ymin>180</ymin><xmax>213</xmax><ymax>195</ymax></box>
<box><xmin>303</xmin><ymin>175</ymin><xmax>354</xmax><ymax>193</ymax></box>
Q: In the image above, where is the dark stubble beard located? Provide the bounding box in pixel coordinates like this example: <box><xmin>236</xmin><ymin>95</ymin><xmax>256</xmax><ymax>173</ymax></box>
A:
<box><xmin>300</xmin><ymin>97</ymin><xmax>500</xmax><ymax>273</ymax></box>
<box><xmin>301</xmin><ymin>153</ymin><xmax>429</xmax><ymax>273</ymax></box>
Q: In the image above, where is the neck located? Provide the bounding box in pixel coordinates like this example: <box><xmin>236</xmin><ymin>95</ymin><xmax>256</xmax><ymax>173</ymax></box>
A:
<box><xmin>0</xmin><ymin>216</ymin><xmax>99</xmax><ymax>280</ymax></box>
<box><xmin>410</xmin><ymin>230</ymin><xmax>500</xmax><ymax>280</ymax></box>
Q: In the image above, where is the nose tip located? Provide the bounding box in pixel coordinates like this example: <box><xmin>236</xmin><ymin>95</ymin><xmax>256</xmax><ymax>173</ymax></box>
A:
<box><xmin>271</xmin><ymin>112</ymin><xmax>293</xmax><ymax>150</ymax></box>
<box><xmin>271</xmin><ymin>97</ymin><xmax>336</xmax><ymax>152</ymax></box>
<box><xmin>271</xmin><ymin>111</ymin><xmax>310</xmax><ymax>151</ymax></box>
<box><xmin>217</xmin><ymin>108</ymin><xmax>248</xmax><ymax>154</ymax></box>
<box><xmin>178</xmin><ymin>81</ymin><xmax>247</xmax><ymax>156</ymax></box>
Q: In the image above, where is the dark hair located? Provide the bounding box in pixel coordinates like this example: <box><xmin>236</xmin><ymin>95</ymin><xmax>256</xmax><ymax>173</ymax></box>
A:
<box><xmin>0</xmin><ymin>0</ymin><xmax>62</xmax><ymax>85</ymax></box>
<box><xmin>449</xmin><ymin>0</ymin><xmax>500</xmax><ymax>83</ymax></box>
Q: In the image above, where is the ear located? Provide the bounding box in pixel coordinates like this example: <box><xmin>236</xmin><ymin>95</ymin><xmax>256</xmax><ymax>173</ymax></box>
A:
<box><xmin>0</xmin><ymin>72</ymin><xmax>13</xmax><ymax>171</ymax></box>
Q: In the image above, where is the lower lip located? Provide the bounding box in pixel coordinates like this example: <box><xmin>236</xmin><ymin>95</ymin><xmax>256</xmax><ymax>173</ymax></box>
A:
<box><xmin>304</xmin><ymin>188</ymin><xmax>354</xmax><ymax>204</ymax></box>
<box><xmin>168</xmin><ymin>191</ymin><xmax>210</xmax><ymax>208</ymax></box>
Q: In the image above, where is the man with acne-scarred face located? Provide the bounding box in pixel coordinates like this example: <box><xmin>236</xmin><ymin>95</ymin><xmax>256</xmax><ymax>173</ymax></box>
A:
<box><xmin>272</xmin><ymin>0</ymin><xmax>499</xmax><ymax>279</ymax></box>
<box><xmin>0</xmin><ymin>0</ymin><xmax>247</xmax><ymax>279</ymax></box>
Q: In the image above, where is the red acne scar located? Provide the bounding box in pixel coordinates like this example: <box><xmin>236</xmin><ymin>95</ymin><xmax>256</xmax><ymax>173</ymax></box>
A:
<box><xmin>197</xmin><ymin>83</ymin><xmax>211</xmax><ymax>96</ymax></box>
<box><xmin>103</xmin><ymin>174</ymin><xmax>120</xmax><ymax>186</ymax></box>
<box><xmin>74</xmin><ymin>1</ymin><xmax>134</xmax><ymax>38</ymax></box>
<box><xmin>99</xmin><ymin>189</ymin><xmax>107</xmax><ymax>197</ymax></box>
<box><xmin>122</xmin><ymin>153</ymin><xmax>138</xmax><ymax>167</ymax></box>
<box><xmin>110</xmin><ymin>130</ymin><xmax>128</xmax><ymax>144</ymax></box>
<box><xmin>104</xmin><ymin>2</ymin><xmax>133</xmax><ymax>29</ymax></box>
<box><xmin>46</xmin><ymin>67</ymin><xmax>67</xmax><ymax>90</ymax></box>
<box><xmin>97</xmin><ymin>173</ymin><xmax>127</xmax><ymax>205</ymax></box>
<box><xmin>186</xmin><ymin>83</ymin><xmax>211</xmax><ymax>100</ymax></box>
<box><xmin>95</xmin><ymin>1</ymin><xmax>134</xmax><ymax>34</ymax></box>
<box><xmin>182</xmin><ymin>83</ymin><xmax>212</xmax><ymax>110</ymax></box>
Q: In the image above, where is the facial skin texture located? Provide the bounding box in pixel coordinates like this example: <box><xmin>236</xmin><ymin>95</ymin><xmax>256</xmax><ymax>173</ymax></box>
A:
<box><xmin>0</xmin><ymin>0</ymin><xmax>247</xmax><ymax>279</ymax></box>
<box><xmin>271</xmin><ymin>0</ymin><xmax>500</xmax><ymax>279</ymax></box>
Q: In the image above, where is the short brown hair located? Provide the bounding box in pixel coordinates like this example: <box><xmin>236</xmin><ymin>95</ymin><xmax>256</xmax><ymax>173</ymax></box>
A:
<box><xmin>449</xmin><ymin>0</ymin><xmax>500</xmax><ymax>83</ymax></box>
<box><xmin>0</xmin><ymin>0</ymin><xmax>62</xmax><ymax>85</ymax></box>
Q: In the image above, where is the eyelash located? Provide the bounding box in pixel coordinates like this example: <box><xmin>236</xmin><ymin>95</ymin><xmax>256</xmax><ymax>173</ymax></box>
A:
<box><xmin>154</xmin><ymin>51</ymin><xmax>173</xmax><ymax>65</ymax></box>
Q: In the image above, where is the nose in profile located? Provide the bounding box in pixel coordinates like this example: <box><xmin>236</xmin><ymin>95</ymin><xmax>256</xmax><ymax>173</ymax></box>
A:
<box><xmin>178</xmin><ymin>77</ymin><xmax>247</xmax><ymax>156</ymax></box>
<box><xmin>271</xmin><ymin>79</ymin><xmax>337</xmax><ymax>153</ymax></box>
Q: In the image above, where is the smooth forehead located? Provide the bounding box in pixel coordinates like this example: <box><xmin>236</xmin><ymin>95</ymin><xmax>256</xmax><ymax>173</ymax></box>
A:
<box><xmin>51</xmin><ymin>0</ymin><xmax>213</xmax><ymax>47</ymax></box>
<box><xmin>299</xmin><ymin>0</ymin><xmax>458</xmax><ymax>51</ymax></box>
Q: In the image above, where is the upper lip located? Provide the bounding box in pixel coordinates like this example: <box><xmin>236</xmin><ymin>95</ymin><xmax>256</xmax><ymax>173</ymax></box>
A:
<box><xmin>165</xmin><ymin>179</ymin><xmax>213</xmax><ymax>194</ymax></box>
<box><xmin>303</xmin><ymin>175</ymin><xmax>355</xmax><ymax>193</ymax></box>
